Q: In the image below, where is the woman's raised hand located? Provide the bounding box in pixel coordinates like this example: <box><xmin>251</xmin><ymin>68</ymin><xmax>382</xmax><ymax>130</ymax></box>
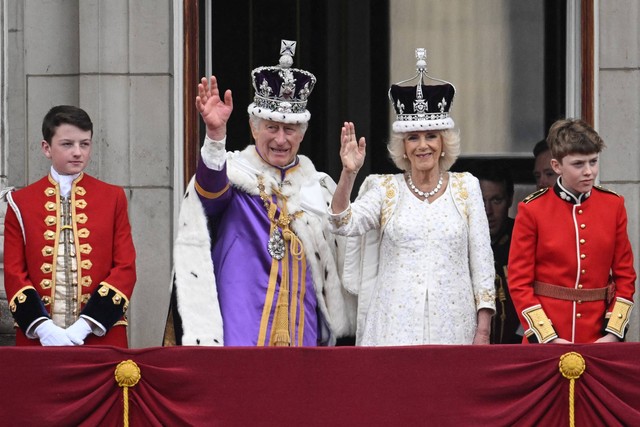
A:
<box><xmin>340</xmin><ymin>122</ymin><xmax>366</xmax><ymax>174</ymax></box>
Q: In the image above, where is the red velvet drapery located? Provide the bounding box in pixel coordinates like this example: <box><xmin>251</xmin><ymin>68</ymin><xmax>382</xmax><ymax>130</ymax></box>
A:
<box><xmin>1</xmin><ymin>344</ymin><xmax>640</xmax><ymax>426</ymax></box>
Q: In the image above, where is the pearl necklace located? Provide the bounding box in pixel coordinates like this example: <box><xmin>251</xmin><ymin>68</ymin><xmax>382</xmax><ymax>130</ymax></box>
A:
<box><xmin>407</xmin><ymin>173</ymin><xmax>443</xmax><ymax>198</ymax></box>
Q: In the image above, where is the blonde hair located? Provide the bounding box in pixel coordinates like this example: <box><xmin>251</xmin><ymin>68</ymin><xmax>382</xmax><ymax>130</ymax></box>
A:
<box><xmin>387</xmin><ymin>129</ymin><xmax>461</xmax><ymax>171</ymax></box>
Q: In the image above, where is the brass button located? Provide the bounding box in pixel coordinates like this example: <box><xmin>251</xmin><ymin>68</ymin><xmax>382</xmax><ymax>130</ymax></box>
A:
<box><xmin>577</xmin><ymin>300</ymin><xmax>582</xmax><ymax>304</ymax></box>
<box><xmin>576</xmin><ymin>313</ymin><xmax>582</xmax><ymax>318</ymax></box>
<box><xmin>581</xmin><ymin>270</ymin><xmax>586</xmax><ymax>274</ymax></box>
<box><xmin>538</xmin><ymin>321</ymin><xmax>545</xmax><ymax>326</ymax></box>
<box><xmin>580</xmin><ymin>254</ymin><xmax>586</xmax><ymax>259</ymax></box>
<box><xmin>578</xmin><ymin>284</ymin><xmax>583</xmax><ymax>289</ymax></box>
<box><xmin>578</xmin><ymin>209</ymin><xmax>583</xmax><ymax>214</ymax></box>
<box><xmin>618</xmin><ymin>313</ymin><xmax>623</xmax><ymax>318</ymax></box>
<box><xmin>580</xmin><ymin>239</ymin><xmax>585</xmax><ymax>244</ymax></box>
<box><xmin>580</xmin><ymin>224</ymin><xmax>586</xmax><ymax>229</ymax></box>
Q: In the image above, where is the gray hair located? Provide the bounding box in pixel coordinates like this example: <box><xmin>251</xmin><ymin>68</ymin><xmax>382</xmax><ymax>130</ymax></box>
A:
<box><xmin>387</xmin><ymin>129</ymin><xmax>461</xmax><ymax>172</ymax></box>
<box><xmin>248</xmin><ymin>115</ymin><xmax>309</xmax><ymax>134</ymax></box>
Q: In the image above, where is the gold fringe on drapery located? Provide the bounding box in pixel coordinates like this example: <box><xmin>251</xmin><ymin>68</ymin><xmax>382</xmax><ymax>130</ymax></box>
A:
<box><xmin>115</xmin><ymin>359</ymin><xmax>141</xmax><ymax>427</ymax></box>
<box><xmin>558</xmin><ymin>352</ymin><xmax>586</xmax><ymax>427</ymax></box>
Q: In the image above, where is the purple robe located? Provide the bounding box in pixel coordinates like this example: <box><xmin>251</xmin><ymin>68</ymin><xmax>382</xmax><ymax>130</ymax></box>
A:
<box><xmin>195</xmin><ymin>151</ymin><xmax>321</xmax><ymax>346</ymax></box>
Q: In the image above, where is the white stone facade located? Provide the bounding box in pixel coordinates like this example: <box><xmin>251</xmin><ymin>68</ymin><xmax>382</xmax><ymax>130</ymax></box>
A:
<box><xmin>598</xmin><ymin>0</ymin><xmax>640</xmax><ymax>340</ymax></box>
<box><xmin>0</xmin><ymin>0</ymin><xmax>173</xmax><ymax>347</ymax></box>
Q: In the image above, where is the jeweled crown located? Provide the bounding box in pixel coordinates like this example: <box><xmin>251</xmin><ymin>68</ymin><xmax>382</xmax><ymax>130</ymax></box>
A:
<box><xmin>247</xmin><ymin>40</ymin><xmax>316</xmax><ymax>124</ymax></box>
<box><xmin>389</xmin><ymin>48</ymin><xmax>456</xmax><ymax>132</ymax></box>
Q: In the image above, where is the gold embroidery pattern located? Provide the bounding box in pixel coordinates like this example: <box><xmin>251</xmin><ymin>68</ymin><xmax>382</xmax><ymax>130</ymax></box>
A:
<box><xmin>380</xmin><ymin>175</ymin><xmax>396</xmax><ymax>227</ymax></box>
<box><xmin>81</xmin><ymin>260</ymin><xmax>93</xmax><ymax>270</ymax></box>
<box><xmin>523</xmin><ymin>187</ymin><xmax>548</xmax><ymax>204</ymax></box>
<box><xmin>450</xmin><ymin>173</ymin><xmax>469</xmax><ymax>218</ymax></box>
<box><xmin>329</xmin><ymin>207</ymin><xmax>352</xmax><ymax>227</ymax></box>
<box><xmin>99</xmin><ymin>282</ymin><xmax>130</xmax><ymax>309</ymax></box>
<box><xmin>10</xmin><ymin>288</ymin><xmax>33</xmax><ymax>312</ymax></box>
<box><xmin>42</xmin><ymin>246</ymin><xmax>54</xmax><ymax>256</ymax></box>
<box><xmin>75</xmin><ymin>199</ymin><xmax>87</xmax><ymax>209</ymax></box>
<box><xmin>45</xmin><ymin>201</ymin><xmax>56</xmax><ymax>211</ymax></box>
<box><xmin>606</xmin><ymin>298</ymin><xmax>633</xmax><ymax>337</ymax></box>
<box><xmin>76</xmin><ymin>213</ymin><xmax>88</xmax><ymax>224</ymax></box>
<box><xmin>40</xmin><ymin>263</ymin><xmax>53</xmax><ymax>274</ymax></box>
<box><xmin>476</xmin><ymin>289</ymin><xmax>495</xmax><ymax>305</ymax></box>
<box><xmin>79</xmin><ymin>244</ymin><xmax>92</xmax><ymax>254</ymax></box>
<box><xmin>523</xmin><ymin>305</ymin><xmax>557</xmax><ymax>343</ymax></box>
<box><xmin>44</xmin><ymin>215</ymin><xmax>57</xmax><ymax>226</ymax></box>
<box><xmin>75</xmin><ymin>186</ymin><xmax>86</xmax><ymax>196</ymax></box>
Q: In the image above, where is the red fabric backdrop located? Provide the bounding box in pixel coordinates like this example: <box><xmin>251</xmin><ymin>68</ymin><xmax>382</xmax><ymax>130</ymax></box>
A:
<box><xmin>1</xmin><ymin>343</ymin><xmax>640</xmax><ymax>426</ymax></box>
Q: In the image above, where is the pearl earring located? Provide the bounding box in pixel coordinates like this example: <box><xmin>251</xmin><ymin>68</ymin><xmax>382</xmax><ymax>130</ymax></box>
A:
<box><xmin>441</xmin><ymin>152</ymin><xmax>445</xmax><ymax>157</ymax></box>
<box><xmin>403</xmin><ymin>154</ymin><xmax>408</xmax><ymax>159</ymax></box>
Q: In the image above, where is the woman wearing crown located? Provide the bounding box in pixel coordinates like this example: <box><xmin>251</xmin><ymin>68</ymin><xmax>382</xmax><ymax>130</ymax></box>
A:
<box><xmin>328</xmin><ymin>50</ymin><xmax>495</xmax><ymax>346</ymax></box>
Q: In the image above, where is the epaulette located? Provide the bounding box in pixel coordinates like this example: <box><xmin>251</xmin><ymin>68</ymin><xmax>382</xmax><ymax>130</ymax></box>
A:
<box><xmin>593</xmin><ymin>185</ymin><xmax>620</xmax><ymax>197</ymax></box>
<box><xmin>522</xmin><ymin>187</ymin><xmax>548</xmax><ymax>204</ymax></box>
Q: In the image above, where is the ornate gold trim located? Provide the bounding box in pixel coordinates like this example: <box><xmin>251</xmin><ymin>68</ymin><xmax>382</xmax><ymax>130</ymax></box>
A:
<box><xmin>606</xmin><ymin>298</ymin><xmax>633</xmax><ymax>338</ymax></box>
<box><xmin>522</xmin><ymin>305</ymin><xmax>557</xmax><ymax>343</ymax></box>
<box><xmin>195</xmin><ymin>179</ymin><xmax>230</xmax><ymax>199</ymax></box>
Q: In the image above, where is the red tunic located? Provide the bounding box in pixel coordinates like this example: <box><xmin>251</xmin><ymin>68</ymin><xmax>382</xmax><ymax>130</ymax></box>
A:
<box><xmin>4</xmin><ymin>173</ymin><xmax>136</xmax><ymax>346</ymax></box>
<box><xmin>508</xmin><ymin>184</ymin><xmax>635</xmax><ymax>343</ymax></box>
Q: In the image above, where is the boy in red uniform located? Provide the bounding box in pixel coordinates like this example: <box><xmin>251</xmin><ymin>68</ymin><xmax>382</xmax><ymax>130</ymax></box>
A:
<box><xmin>3</xmin><ymin>105</ymin><xmax>136</xmax><ymax>347</ymax></box>
<box><xmin>508</xmin><ymin>118</ymin><xmax>635</xmax><ymax>343</ymax></box>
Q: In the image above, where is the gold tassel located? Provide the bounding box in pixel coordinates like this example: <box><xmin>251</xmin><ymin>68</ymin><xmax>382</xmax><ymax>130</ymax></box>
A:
<box><xmin>272</xmin><ymin>286</ymin><xmax>291</xmax><ymax>346</ymax></box>
<box><xmin>558</xmin><ymin>352</ymin><xmax>586</xmax><ymax>427</ymax></box>
<box><xmin>270</xmin><ymin>225</ymin><xmax>292</xmax><ymax>346</ymax></box>
<box><xmin>115</xmin><ymin>360</ymin><xmax>141</xmax><ymax>427</ymax></box>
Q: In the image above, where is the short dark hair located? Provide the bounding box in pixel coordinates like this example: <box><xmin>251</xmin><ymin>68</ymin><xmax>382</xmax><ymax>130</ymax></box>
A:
<box><xmin>466</xmin><ymin>159</ymin><xmax>514</xmax><ymax>200</ymax></box>
<box><xmin>42</xmin><ymin>105</ymin><xmax>93</xmax><ymax>144</ymax></box>
<box><xmin>546</xmin><ymin>118</ymin><xmax>605</xmax><ymax>162</ymax></box>
<box><xmin>533</xmin><ymin>139</ymin><xmax>549</xmax><ymax>158</ymax></box>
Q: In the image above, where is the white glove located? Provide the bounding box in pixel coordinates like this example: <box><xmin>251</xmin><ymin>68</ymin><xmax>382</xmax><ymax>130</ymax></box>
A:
<box><xmin>66</xmin><ymin>318</ymin><xmax>93</xmax><ymax>345</ymax></box>
<box><xmin>35</xmin><ymin>319</ymin><xmax>75</xmax><ymax>346</ymax></box>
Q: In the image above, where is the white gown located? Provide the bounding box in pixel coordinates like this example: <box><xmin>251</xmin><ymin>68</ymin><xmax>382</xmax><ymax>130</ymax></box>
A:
<box><xmin>330</xmin><ymin>172</ymin><xmax>495</xmax><ymax>346</ymax></box>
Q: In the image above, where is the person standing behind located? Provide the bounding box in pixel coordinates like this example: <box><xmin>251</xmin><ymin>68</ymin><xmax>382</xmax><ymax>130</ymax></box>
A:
<box><xmin>466</xmin><ymin>160</ymin><xmax>521</xmax><ymax>344</ymax></box>
<box><xmin>165</xmin><ymin>40</ymin><xmax>354</xmax><ymax>346</ymax></box>
<box><xmin>508</xmin><ymin>118</ymin><xmax>635</xmax><ymax>344</ymax></box>
<box><xmin>3</xmin><ymin>105</ymin><xmax>136</xmax><ymax>347</ymax></box>
<box><xmin>533</xmin><ymin>139</ymin><xmax>559</xmax><ymax>189</ymax></box>
<box><xmin>329</xmin><ymin>49</ymin><xmax>495</xmax><ymax>346</ymax></box>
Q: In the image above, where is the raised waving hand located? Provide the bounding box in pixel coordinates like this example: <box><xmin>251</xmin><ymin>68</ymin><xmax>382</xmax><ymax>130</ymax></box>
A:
<box><xmin>195</xmin><ymin>76</ymin><xmax>233</xmax><ymax>141</ymax></box>
<box><xmin>340</xmin><ymin>121</ymin><xmax>366</xmax><ymax>174</ymax></box>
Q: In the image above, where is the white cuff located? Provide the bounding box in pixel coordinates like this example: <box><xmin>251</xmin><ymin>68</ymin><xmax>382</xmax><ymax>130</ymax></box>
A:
<box><xmin>25</xmin><ymin>316</ymin><xmax>50</xmax><ymax>339</ymax></box>
<box><xmin>327</xmin><ymin>205</ymin><xmax>353</xmax><ymax>230</ymax></box>
<box><xmin>200</xmin><ymin>135</ymin><xmax>227</xmax><ymax>171</ymax></box>
<box><xmin>80</xmin><ymin>314</ymin><xmax>107</xmax><ymax>336</ymax></box>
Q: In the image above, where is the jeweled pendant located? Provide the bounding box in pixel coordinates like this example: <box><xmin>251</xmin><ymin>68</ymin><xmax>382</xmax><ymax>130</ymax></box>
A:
<box><xmin>267</xmin><ymin>229</ymin><xmax>286</xmax><ymax>260</ymax></box>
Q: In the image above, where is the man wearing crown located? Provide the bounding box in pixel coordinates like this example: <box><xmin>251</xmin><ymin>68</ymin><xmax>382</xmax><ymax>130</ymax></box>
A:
<box><xmin>165</xmin><ymin>41</ymin><xmax>354</xmax><ymax>346</ymax></box>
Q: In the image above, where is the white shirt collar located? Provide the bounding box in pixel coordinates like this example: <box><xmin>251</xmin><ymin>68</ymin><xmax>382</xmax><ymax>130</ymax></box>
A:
<box><xmin>50</xmin><ymin>166</ymin><xmax>81</xmax><ymax>197</ymax></box>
